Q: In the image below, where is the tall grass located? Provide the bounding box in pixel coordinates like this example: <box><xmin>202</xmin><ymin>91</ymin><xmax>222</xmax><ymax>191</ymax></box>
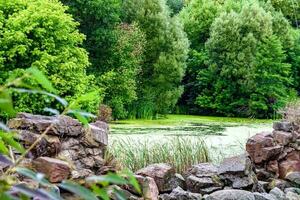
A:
<box><xmin>109</xmin><ymin>137</ymin><xmax>210</xmax><ymax>173</ymax></box>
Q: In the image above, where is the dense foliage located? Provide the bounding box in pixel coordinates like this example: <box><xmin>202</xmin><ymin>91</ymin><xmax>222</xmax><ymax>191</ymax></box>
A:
<box><xmin>122</xmin><ymin>0</ymin><xmax>189</xmax><ymax>118</ymax></box>
<box><xmin>179</xmin><ymin>0</ymin><xmax>300</xmax><ymax>118</ymax></box>
<box><xmin>0</xmin><ymin>0</ymin><xmax>100</xmax><ymax>117</ymax></box>
<box><xmin>0</xmin><ymin>0</ymin><xmax>299</xmax><ymax>119</ymax></box>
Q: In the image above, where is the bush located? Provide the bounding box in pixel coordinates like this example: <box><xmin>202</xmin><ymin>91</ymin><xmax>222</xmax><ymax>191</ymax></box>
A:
<box><xmin>0</xmin><ymin>0</ymin><xmax>101</xmax><ymax>116</ymax></box>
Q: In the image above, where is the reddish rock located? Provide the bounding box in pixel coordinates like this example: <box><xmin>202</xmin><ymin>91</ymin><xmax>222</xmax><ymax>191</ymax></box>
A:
<box><xmin>246</xmin><ymin>132</ymin><xmax>275</xmax><ymax>164</ymax></box>
<box><xmin>32</xmin><ymin>157</ymin><xmax>70</xmax><ymax>183</ymax></box>
<box><xmin>267</xmin><ymin>160</ymin><xmax>279</xmax><ymax>176</ymax></box>
<box><xmin>279</xmin><ymin>160</ymin><xmax>300</xmax><ymax>179</ymax></box>
<box><xmin>273</xmin><ymin>131</ymin><xmax>293</xmax><ymax>146</ymax></box>
<box><xmin>134</xmin><ymin>175</ymin><xmax>159</xmax><ymax>200</ymax></box>
<box><xmin>136</xmin><ymin>163</ymin><xmax>176</xmax><ymax>192</ymax></box>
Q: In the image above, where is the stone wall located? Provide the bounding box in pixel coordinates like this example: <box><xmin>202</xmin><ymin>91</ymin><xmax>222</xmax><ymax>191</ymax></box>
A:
<box><xmin>7</xmin><ymin>113</ymin><xmax>109</xmax><ymax>182</ymax></box>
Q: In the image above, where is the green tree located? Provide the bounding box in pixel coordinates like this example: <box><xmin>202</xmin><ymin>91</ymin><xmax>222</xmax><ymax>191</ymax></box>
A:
<box><xmin>196</xmin><ymin>2</ymin><xmax>294</xmax><ymax>118</ymax></box>
<box><xmin>122</xmin><ymin>0</ymin><xmax>189</xmax><ymax>118</ymax></box>
<box><xmin>178</xmin><ymin>0</ymin><xmax>220</xmax><ymax>113</ymax></box>
<box><xmin>0</xmin><ymin>0</ymin><xmax>100</xmax><ymax>115</ymax></box>
<box><xmin>166</xmin><ymin>0</ymin><xmax>184</xmax><ymax>15</ymax></box>
<box><xmin>99</xmin><ymin>24</ymin><xmax>145</xmax><ymax>119</ymax></box>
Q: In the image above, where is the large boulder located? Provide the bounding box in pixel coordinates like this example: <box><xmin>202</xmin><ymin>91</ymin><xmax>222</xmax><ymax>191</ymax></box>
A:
<box><xmin>205</xmin><ymin>189</ymin><xmax>255</xmax><ymax>200</ymax></box>
<box><xmin>136</xmin><ymin>163</ymin><xmax>178</xmax><ymax>192</ymax></box>
<box><xmin>246</xmin><ymin>132</ymin><xmax>281</xmax><ymax>164</ymax></box>
<box><xmin>32</xmin><ymin>157</ymin><xmax>70</xmax><ymax>183</ymax></box>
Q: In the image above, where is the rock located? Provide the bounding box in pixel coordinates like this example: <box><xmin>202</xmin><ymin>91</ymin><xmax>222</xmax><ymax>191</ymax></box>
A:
<box><xmin>32</xmin><ymin>157</ymin><xmax>70</xmax><ymax>183</ymax></box>
<box><xmin>82</xmin><ymin>121</ymin><xmax>108</xmax><ymax>147</ymax></box>
<box><xmin>246</xmin><ymin>133</ymin><xmax>275</xmax><ymax>164</ymax></box>
<box><xmin>8</xmin><ymin>113</ymin><xmax>83</xmax><ymax>136</ymax></box>
<box><xmin>268</xmin><ymin>179</ymin><xmax>291</xmax><ymax>191</ymax></box>
<box><xmin>261</xmin><ymin>146</ymin><xmax>283</xmax><ymax>162</ymax></box>
<box><xmin>71</xmin><ymin>169</ymin><xmax>94</xmax><ymax>179</ymax></box>
<box><xmin>186</xmin><ymin>175</ymin><xmax>223</xmax><ymax>194</ymax></box>
<box><xmin>285</xmin><ymin>188</ymin><xmax>300</xmax><ymax>195</ymax></box>
<box><xmin>285</xmin><ymin>192</ymin><xmax>300</xmax><ymax>200</ymax></box>
<box><xmin>256</xmin><ymin>168</ymin><xmax>274</xmax><ymax>181</ymax></box>
<box><xmin>61</xmin><ymin>138</ymin><xmax>80</xmax><ymax>150</ymax></box>
<box><xmin>279</xmin><ymin>159</ymin><xmax>300</xmax><ymax>179</ymax></box>
<box><xmin>273</xmin><ymin>131</ymin><xmax>293</xmax><ymax>146</ymax></box>
<box><xmin>218</xmin><ymin>154</ymin><xmax>252</xmax><ymax>175</ymax></box>
<box><xmin>205</xmin><ymin>189</ymin><xmax>255</xmax><ymax>200</ymax></box>
<box><xmin>109</xmin><ymin>185</ymin><xmax>142</xmax><ymax>200</ymax></box>
<box><xmin>273</xmin><ymin>122</ymin><xmax>293</xmax><ymax>132</ymax></box>
<box><xmin>186</xmin><ymin>163</ymin><xmax>218</xmax><ymax>177</ymax></box>
<box><xmin>159</xmin><ymin>187</ymin><xmax>202</xmax><ymax>200</ymax></box>
<box><xmin>267</xmin><ymin>160</ymin><xmax>279</xmax><ymax>177</ymax></box>
<box><xmin>253</xmin><ymin>193</ymin><xmax>276</xmax><ymax>200</ymax></box>
<box><xmin>134</xmin><ymin>175</ymin><xmax>159</xmax><ymax>200</ymax></box>
<box><xmin>270</xmin><ymin>187</ymin><xmax>285</xmax><ymax>200</ymax></box>
<box><xmin>285</xmin><ymin>172</ymin><xmax>300</xmax><ymax>185</ymax></box>
<box><xmin>136</xmin><ymin>163</ymin><xmax>176</xmax><ymax>192</ymax></box>
<box><xmin>221</xmin><ymin>174</ymin><xmax>254</xmax><ymax>189</ymax></box>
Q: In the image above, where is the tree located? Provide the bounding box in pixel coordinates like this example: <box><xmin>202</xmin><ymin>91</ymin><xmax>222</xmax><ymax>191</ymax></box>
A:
<box><xmin>61</xmin><ymin>0</ymin><xmax>146</xmax><ymax>119</ymax></box>
<box><xmin>166</xmin><ymin>0</ymin><xmax>184</xmax><ymax>16</ymax></box>
<box><xmin>0</xmin><ymin>0</ymin><xmax>100</xmax><ymax>115</ymax></box>
<box><xmin>196</xmin><ymin>2</ymin><xmax>294</xmax><ymax>118</ymax></box>
<box><xmin>178</xmin><ymin>0</ymin><xmax>220</xmax><ymax>114</ymax></box>
<box><xmin>122</xmin><ymin>0</ymin><xmax>189</xmax><ymax>118</ymax></box>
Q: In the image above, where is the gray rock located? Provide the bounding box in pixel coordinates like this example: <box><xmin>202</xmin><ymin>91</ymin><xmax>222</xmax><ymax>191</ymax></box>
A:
<box><xmin>273</xmin><ymin>121</ymin><xmax>293</xmax><ymax>132</ymax></box>
<box><xmin>205</xmin><ymin>189</ymin><xmax>255</xmax><ymax>200</ymax></box>
<box><xmin>8</xmin><ymin>113</ymin><xmax>83</xmax><ymax>136</ymax></box>
<box><xmin>83</xmin><ymin>121</ymin><xmax>109</xmax><ymax>147</ymax></box>
<box><xmin>218</xmin><ymin>154</ymin><xmax>252</xmax><ymax>175</ymax></box>
<box><xmin>270</xmin><ymin>187</ymin><xmax>285</xmax><ymax>200</ymax></box>
<box><xmin>186</xmin><ymin>163</ymin><xmax>218</xmax><ymax>177</ymax></box>
<box><xmin>186</xmin><ymin>175</ymin><xmax>223</xmax><ymax>194</ymax></box>
<box><xmin>285</xmin><ymin>188</ymin><xmax>300</xmax><ymax>195</ymax></box>
<box><xmin>285</xmin><ymin>191</ymin><xmax>300</xmax><ymax>200</ymax></box>
<box><xmin>159</xmin><ymin>187</ymin><xmax>202</xmax><ymax>200</ymax></box>
<box><xmin>286</xmin><ymin>172</ymin><xmax>300</xmax><ymax>185</ymax></box>
<box><xmin>253</xmin><ymin>193</ymin><xmax>276</xmax><ymax>200</ymax></box>
<box><xmin>220</xmin><ymin>174</ymin><xmax>254</xmax><ymax>189</ymax></box>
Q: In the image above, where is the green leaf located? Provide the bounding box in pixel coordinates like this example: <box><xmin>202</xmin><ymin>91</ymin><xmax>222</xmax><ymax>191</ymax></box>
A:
<box><xmin>0</xmin><ymin>131</ymin><xmax>25</xmax><ymax>153</ymax></box>
<box><xmin>26</xmin><ymin>67</ymin><xmax>56</xmax><ymax>93</ymax></box>
<box><xmin>126</xmin><ymin>172</ymin><xmax>141</xmax><ymax>194</ymax></box>
<box><xmin>0</xmin><ymin>91</ymin><xmax>15</xmax><ymax>116</ymax></box>
<box><xmin>0</xmin><ymin>140</ymin><xmax>9</xmax><ymax>155</ymax></box>
<box><xmin>0</xmin><ymin>122</ymin><xmax>10</xmax><ymax>132</ymax></box>
<box><xmin>91</xmin><ymin>185</ymin><xmax>110</xmax><ymax>200</ymax></box>
<box><xmin>86</xmin><ymin>173</ymin><xmax>128</xmax><ymax>185</ymax></box>
<box><xmin>59</xmin><ymin>181</ymin><xmax>98</xmax><ymax>200</ymax></box>
<box><xmin>12</xmin><ymin>184</ymin><xmax>60</xmax><ymax>200</ymax></box>
<box><xmin>113</xmin><ymin>189</ymin><xmax>127</xmax><ymax>200</ymax></box>
<box><xmin>16</xmin><ymin>168</ymin><xmax>52</xmax><ymax>187</ymax></box>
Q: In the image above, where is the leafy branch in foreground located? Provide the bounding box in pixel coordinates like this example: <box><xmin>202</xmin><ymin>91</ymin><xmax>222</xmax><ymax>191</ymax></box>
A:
<box><xmin>0</xmin><ymin>67</ymin><xmax>140</xmax><ymax>199</ymax></box>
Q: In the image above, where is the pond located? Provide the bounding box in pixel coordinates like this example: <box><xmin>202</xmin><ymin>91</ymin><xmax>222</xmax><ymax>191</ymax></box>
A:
<box><xmin>109</xmin><ymin>114</ymin><xmax>273</xmax><ymax>163</ymax></box>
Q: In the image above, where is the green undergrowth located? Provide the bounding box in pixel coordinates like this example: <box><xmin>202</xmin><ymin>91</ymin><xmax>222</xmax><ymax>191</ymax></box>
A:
<box><xmin>109</xmin><ymin>137</ymin><xmax>210</xmax><ymax>173</ymax></box>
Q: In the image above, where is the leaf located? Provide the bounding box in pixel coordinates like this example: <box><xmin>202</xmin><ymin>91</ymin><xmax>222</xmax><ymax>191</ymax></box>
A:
<box><xmin>91</xmin><ymin>185</ymin><xmax>109</xmax><ymax>200</ymax></box>
<box><xmin>0</xmin><ymin>140</ymin><xmax>9</xmax><ymax>155</ymax></box>
<box><xmin>59</xmin><ymin>181</ymin><xmax>98</xmax><ymax>200</ymax></box>
<box><xmin>113</xmin><ymin>189</ymin><xmax>127</xmax><ymax>200</ymax></box>
<box><xmin>26</xmin><ymin>67</ymin><xmax>56</xmax><ymax>93</ymax></box>
<box><xmin>12</xmin><ymin>184</ymin><xmax>51</xmax><ymax>200</ymax></box>
<box><xmin>67</xmin><ymin>110</ymin><xmax>89</xmax><ymax>126</ymax></box>
<box><xmin>0</xmin><ymin>91</ymin><xmax>15</xmax><ymax>116</ymax></box>
<box><xmin>0</xmin><ymin>131</ymin><xmax>25</xmax><ymax>153</ymax></box>
<box><xmin>86</xmin><ymin>173</ymin><xmax>128</xmax><ymax>185</ymax></box>
<box><xmin>0</xmin><ymin>122</ymin><xmax>10</xmax><ymax>132</ymax></box>
<box><xmin>16</xmin><ymin>168</ymin><xmax>52</xmax><ymax>187</ymax></box>
<box><xmin>44</xmin><ymin>108</ymin><xmax>60</xmax><ymax>115</ymax></box>
<box><xmin>0</xmin><ymin>154</ymin><xmax>13</xmax><ymax>166</ymax></box>
<box><xmin>126</xmin><ymin>172</ymin><xmax>141</xmax><ymax>194</ymax></box>
<box><xmin>13</xmin><ymin>89</ymin><xmax>68</xmax><ymax>107</ymax></box>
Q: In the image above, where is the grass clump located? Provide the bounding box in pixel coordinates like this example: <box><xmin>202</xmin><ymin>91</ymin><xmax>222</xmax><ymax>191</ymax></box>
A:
<box><xmin>110</xmin><ymin>137</ymin><xmax>210</xmax><ymax>173</ymax></box>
